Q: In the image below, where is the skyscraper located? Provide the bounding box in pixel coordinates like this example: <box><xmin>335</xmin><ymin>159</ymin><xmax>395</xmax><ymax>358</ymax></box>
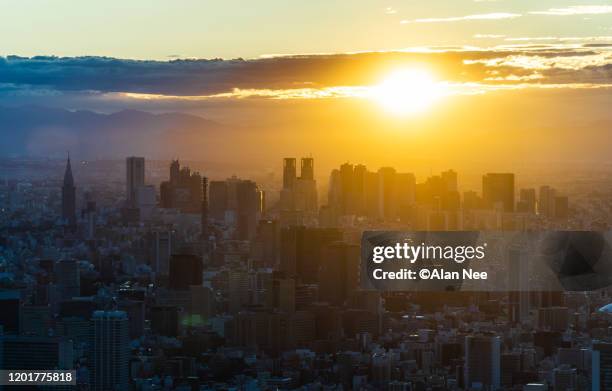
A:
<box><xmin>201</xmin><ymin>177</ymin><xmax>209</xmax><ymax>240</ymax></box>
<box><xmin>482</xmin><ymin>173</ymin><xmax>515</xmax><ymax>212</ymax></box>
<box><xmin>126</xmin><ymin>156</ymin><xmax>145</xmax><ymax>206</ymax></box>
<box><xmin>168</xmin><ymin>254</ymin><xmax>203</xmax><ymax>291</ymax></box>
<box><xmin>464</xmin><ymin>335</ymin><xmax>501</xmax><ymax>390</ymax></box>
<box><xmin>91</xmin><ymin>311</ymin><xmax>129</xmax><ymax>391</ymax></box>
<box><xmin>61</xmin><ymin>154</ymin><xmax>76</xmax><ymax>225</ymax></box>
<box><xmin>301</xmin><ymin>157</ymin><xmax>314</xmax><ymax>180</ymax></box>
<box><xmin>283</xmin><ymin>158</ymin><xmax>297</xmax><ymax>189</ymax></box>
<box><xmin>593</xmin><ymin>342</ymin><xmax>612</xmax><ymax>390</ymax></box>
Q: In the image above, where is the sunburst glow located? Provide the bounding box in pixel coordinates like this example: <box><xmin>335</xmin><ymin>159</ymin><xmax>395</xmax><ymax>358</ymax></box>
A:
<box><xmin>371</xmin><ymin>69</ymin><xmax>446</xmax><ymax>115</ymax></box>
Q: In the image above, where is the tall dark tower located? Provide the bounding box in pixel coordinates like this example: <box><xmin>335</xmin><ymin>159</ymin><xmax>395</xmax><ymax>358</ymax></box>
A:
<box><xmin>283</xmin><ymin>158</ymin><xmax>296</xmax><ymax>189</ymax></box>
<box><xmin>201</xmin><ymin>177</ymin><xmax>208</xmax><ymax>240</ymax></box>
<box><xmin>62</xmin><ymin>154</ymin><xmax>76</xmax><ymax>225</ymax></box>
<box><xmin>300</xmin><ymin>157</ymin><xmax>314</xmax><ymax>180</ymax></box>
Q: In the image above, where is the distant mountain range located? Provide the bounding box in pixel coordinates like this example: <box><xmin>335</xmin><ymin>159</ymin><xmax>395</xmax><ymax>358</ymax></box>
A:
<box><xmin>0</xmin><ymin>105</ymin><xmax>225</xmax><ymax>158</ymax></box>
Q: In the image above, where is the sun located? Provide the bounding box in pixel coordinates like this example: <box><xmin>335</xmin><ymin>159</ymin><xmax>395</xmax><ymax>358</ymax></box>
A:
<box><xmin>371</xmin><ymin>69</ymin><xmax>445</xmax><ymax>116</ymax></box>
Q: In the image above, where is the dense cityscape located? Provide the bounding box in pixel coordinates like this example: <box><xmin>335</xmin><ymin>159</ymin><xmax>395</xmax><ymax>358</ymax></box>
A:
<box><xmin>1</xmin><ymin>155</ymin><xmax>612</xmax><ymax>391</ymax></box>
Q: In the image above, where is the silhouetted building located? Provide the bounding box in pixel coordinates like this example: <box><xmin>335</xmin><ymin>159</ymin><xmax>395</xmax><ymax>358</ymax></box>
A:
<box><xmin>319</xmin><ymin>242</ymin><xmax>360</xmax><ymax>306</ymax></box>
<box><xmin>280</xmin><ymin>226</ymin><xmax>342</xmax><ymax>283</ymax></box>
<box><xmin>169</xmin><ymin>254</ymin><xmax>203</xmax><ymax>291</ymax></box>
<box><xmin>62</xmin><ymin>154</ymin><xmax>76</xmax><ymax>225</ymax></box>
<box><xmin>91</xmin><ymin>311</ymin><xmax>129</xmax><ymax>391</ymax></box>
<box><xmin>159</xmin><ymin>160</ymin><xmax>203</xmax><ymax>213</ymax></box>
<box><xmin>593</xmin><ymin>342</ymin><xmax>612</xmax><ymax>390</ymax></box>
<box><xmin>464</xmin><ymin>335</ymin><xmax>501</xmax><ymax>390</ymax></box>
<box><xmin>208</xmin><ymin>176</ymin><xmax>263</xmax><ymax>240</ymax></box>
<box><xmin>483</xmin><ymin>173</ymin><xmax>514</xmax><ymax>212</ymax></box>
<box><xmin>283</xmin><ymin>158</ymin><xmax>297</xmax><ymax>189</ymax></box>
<box><xmin>126</xmin><ymin>156</ymin><xmax>145</xmax><ymax>206</ymax></box>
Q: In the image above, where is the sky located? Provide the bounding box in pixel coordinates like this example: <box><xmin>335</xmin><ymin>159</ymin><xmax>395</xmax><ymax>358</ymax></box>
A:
<box><xmin>0</xmin><ymin>1</ymin><xmax>611</xmax><ymax>175</ymax></box>
<box><xmin>2</xmin><ymin>0</ymin><xmax>611</xmax><ymax>59</ymax></box>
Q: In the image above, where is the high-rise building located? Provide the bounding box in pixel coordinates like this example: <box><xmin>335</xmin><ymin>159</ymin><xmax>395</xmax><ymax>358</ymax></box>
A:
<box><xmin>464</xmin><ymin>335</ymin><xmax>501</xmax><ymax>390</ymax></box>
<box><xmin>482</xmin><ymin>173</ymin><xmax>515</xmax><ymax>212</ymax></box>
<box><xmin>61</xmin><ymin>154</ymin><xmax>76</xmax><ymax>225</ymax></box>
<box><xmin>518</xmin><ymin>188</ymin><xmax>536</xmax><ymax>214</ymax></box>
<box><xmin>201</xmin><ymin>177</ymin><xmax>209</xmax><ymax>240</ymax></box>
<box><xmin>126</xmin><ymin>156</ymin><xmax>145</xmax><ymax>206</ymax></box>
<box><xmin>280</xmin><ymin>226</ymin><xmax>343</xmax><ymax>283</ymax></box>
<box><xmin>208</xmin><ymin>176</ymin><xmax>263</xmax><ymax>240</ymax></box>
<box><xmin>149</xmin><ymin>230</ymin><xmax>173</xmax><ymax>276</ymax></box>
<box><xmin>0</xmin><ymin>334</ymin><xmax>73</xmax><ymax>370</ymax></box>
<box><xmin>319</xmin><ymin>243</ymin><xmax>360</xmax><ymax>306</ymax></box>
<box><xmin>55</xmin><ymin>259</ymin><xmax>80</xmax><ymax>299</ymax></box>
<box><xmin>168</xmin><ymin>254</ymin><xmax>203</xmax><ymax>291</ymax></box>
<box><xmin>539</xmin><ymin>185</ymin><xmax>555</xmax><ymax>217</ymax></box>
<box><xmin>301</xmin><ymin>157</ymin><xmax>314</xmax><ymax>180</ymax></box>
<box><xmin>159</xmin><ymin>160</ymin><xmax>203</xmax><ymax>213</ymax></box>
<box><xmin>593</xmin><ymin>342</ymin><xmax>612</xmax><ymax>390</ymax></box>
<box><xmin>91</xmin><ymin>311</ymin><xmax>129</xmax><ymax>391</ymax></box>
<box><xmin>283</xmin><ymin>158</ymin><xmax>297</xmax><ymax>189</ymax></box>
<box><xmin>280</xmin><ymin>157</ymin><xmax>318</xmax><ymax>216</ymax></box>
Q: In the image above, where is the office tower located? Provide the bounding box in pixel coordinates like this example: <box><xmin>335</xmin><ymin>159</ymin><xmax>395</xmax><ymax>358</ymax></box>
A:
<box><xmin>252</xmin><ymin>219</ymin><xmax>280</xmax><ymax>267</ymax></box>
<box><xmin>208</xmin><ymin>176</ymin><xmax>263</xmax><ymax>240</ymax></box>
<box><xmin>272</xmin><ymin>277</ymin><xmax>295</xmax><ymax>312</ymax></box>
<box><xmin>280</xmin><ymin>226</ymin><xmax>343</xmax><ymax>283</ymax></box>
<box><xmin>150</xmin><ymin>305</ymin><xmax>179</xmax><ymax>336</ymax></box>
<box><xmin>201</xmin><ymin>177</ymin><xmax>209</xmax><ymax>240</ymax></box>
<box><xmin>91</xmin><ymin>311</ymin><xmax>129</xmax><ymax>391</ymax></box>
<box><xmin>55</xmin><ymin>259</ymin><xmax>80</xmax><ymax>300</ymax></box>
<box><xmin>553</xmin><ymin>195</ymin><xmax>569</xmax><ymax>220</ymax></box>
<box><xmin>553</xmin><ymin>365</ymin><xmax>577</xmax><ymax>390</ymax></box>
<box><xmin>501</xmin><ymin>352</ymin><xmax>521</xmax><ymax>386</ymax></box>
<box><xmin>190</xmin><ymin>286</ymin><xmax>215</xmax><ymax>321</ymax></box>
<box><xmin>508</xmin><ymin>245</ymin><xmax>530</xmax><ymax>323</ymax></box>
<box><xmin>294</xmin><ymin>158</ymin><xmax>318</xmax><ymax>214</ymax></box>
<box><xmin>0</xmin><ymin>335</ymin><xmax>73</xmax><ymax>369</ymax></box>
<box><xmin>0</xmin><ymin>291</ymin><xmax>20</xmax><ymax>333</ymax></box>
<box><xmin>280</xmin><ymin>157</ymin><xmax>318</xmax><ymax>216</ymax></box>
<box><xmin>61</xmin><ymin>154</ymin><xmax>76</xmax><ymax>225</ymax></box>
<box><xmin>117</xmin><ymin>299</ymin><xmax>145</xmax><ymax>339</ymax></box>
<box><xmin>82</xmin><ymin>193</ymin><xmax>96</xmax><ymax>239</ymax></box>
<box><xmin>170</xmin><ymin>159</ymin><xmax>180</xmax><ymax>184</ymax></box>
<box><xmin>236</xmin><ymin>179</ymin><xmax>260</xmax><ymax>240</ymax></box>
<box><xmin>518</xmin><ymin>188</ymin><xmax>536</xmax><ymax>213</ymax></box>
<box><xmin>20</xmin><ymin>305</ymin><xmax>52</xmax><ymax>336</ymax></box>
<box><xmin>539</xmin><ymin>185</ymin><xmax>555</xmax><ymax>217</ymax></box>
<box><xmin>441</xmin><ymin>169</ymin><xmax>458</xmax><ymax>192</ymax></box>
<box><xmin>209</xmin><ymin>180</ymin><xmax>228</xmax><ymax>220</ymax></box>
<box><xmin>283</xmin><ymin>158</ymin><xmax>297</xmax><ymax>189</ymax></box>
<box><xmin>126</xmin><ymin>156</ymin><xmax>145</xmax><ymax>206</ymax></box>
<box><xmin>397</xmin><ymin>172</ymin><xmax>416</xmax><ymax>220</ymax></box>
<box><xmin>482</xmin><ymin>173</ymin><xmax>515</xmax><ymax>212</ymax></box>
<box><xmin>464</xmin><ymin>335</ymin><xmax>501</xmax><ymax>390</ymax></box>
<box><xmin>149</xmin><ymin>230</ymin><xmax>173</xmax><ymax>276</ymax></box>
<box><xmin>593</xmin><ymin>342</ymin><xmax>612</xmax><ymax>390</ymax></box>
<box><xmin>301</xmin><ymin>157</ymin><xmax>314</xmax><ymax>180</ymax></box>
<box><xmin>319</xmin><ymin>243</ymin><xmax>360</xmax><ymax>306</ymax></box>
<box><xmin>537</xmin><ymin>307</ymin><xmax>569</xmax><ymax>331</ymax></box>
<box><xmin>228</xmin><ymin>269</ymin><xmax>251</xmax><ymax>314</ymax></box>
<box><xmin>168</xmin><ymin>254</ymin><xmax>203</xmax><ymax>291</ymax></box>
<box><xmin>159</xmin><ymin>159</ymin><xmax>203</xmax><ymax>213</ymax></box>
<box><xmin>134</xmin><ymin>184</ymin><xmax>155</xmax><ymax>221</ymax></box>
<box><xmin>378</xmin><ymin>167</ymin><xmax>398</xmax><ymax>220</ymax></box>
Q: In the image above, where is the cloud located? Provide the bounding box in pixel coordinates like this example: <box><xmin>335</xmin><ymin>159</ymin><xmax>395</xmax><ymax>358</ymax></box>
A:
<box><xmin>473</xmin><ymin>34</ymin><xmax>506</xmax><ymax>39</ymax></box>
<box><xmin>401</xmin><ymin>12</ymin><xmax>521</xmax><ymax>24</ymax></box>
<box><xmin>530</xmin><ymin>5</ymin><xmax>612</xmax><ymax>16</ymax></box>
<box><xmin>0</xmin><ymin>44</ymin><xmax>610</xmax><ymax>110</ymax></box>
<box><xmin>384</xmin><ymin>7</ymin><xmax>397</xmax><ymax>15</ymax></box>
